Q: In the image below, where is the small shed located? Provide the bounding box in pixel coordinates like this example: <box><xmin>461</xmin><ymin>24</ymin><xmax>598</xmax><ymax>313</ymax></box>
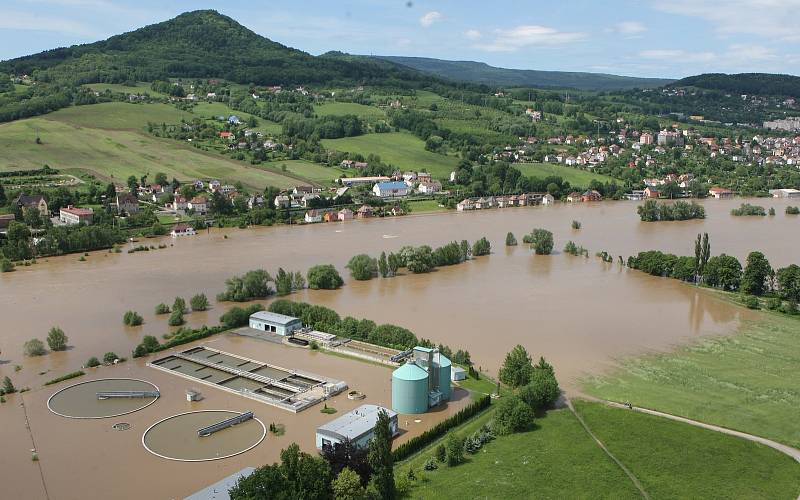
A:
<box><xmin>316</xmin><ymin>404</ymin><xmax>398</xmax><ymax>450</ymax></box>
<box><xmin>451</xmin><ymin>366</ymin><xmax>467</xmax><ymax>381</ymax></box>
<box><xmin>249</xmin><ymin>311</ymin><xmax>302</xmax><ymax>336</ymax></box>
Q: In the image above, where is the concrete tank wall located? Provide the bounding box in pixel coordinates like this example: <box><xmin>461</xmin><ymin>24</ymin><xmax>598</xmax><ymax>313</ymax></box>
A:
<box><xmin>438</xmin><ymin>355</ymin><xmax>452</xmax><ymax>401</ymax></box>
<box><xmin>391</xmin><ymin>364</ymin><xmax>429</xmax><ymax>414</ymax></box>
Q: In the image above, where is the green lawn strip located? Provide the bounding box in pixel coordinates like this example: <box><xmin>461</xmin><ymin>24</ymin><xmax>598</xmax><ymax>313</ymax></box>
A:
<box><xmin>260</xmin><ymin>160</ymin><xmax>348</xmax><ymax>185</ymax></box>
<box><xmin>407</xmin><ymin>199</ymin><xmax>447</xmax><ymax>214</ymax></box>
<box><xmin>47</xmin><ymin>102</ymin><xmax>192</xmax><ymax>130</ymax></box>
<box><xmin>573</xmin><ymin>400</ymin><xmax>800</xmax><ymax>499</ymax></box>
<box><xmin>513</xmin><ymin>162</ymin><xmax>617</xmax><ymax>186</ymax></box>
<box><xmin>398</xmin><ymin>407</ymin><xmax>640</xmax><ymax>499</ymax></box>
<box><xmin>314</xmin><ymin>102</ymin><xmax>386</xmax><ymax>120</ymax></box>
<box><xmin>321</xmin><ymin>133</ymin><xmax>459</xmax><ymax>180</ymax></box>
<box><xmin>83</xmin><ymin>82</ymin><xmax>167</xmax><ymax>98</ymax></box>
<box><xmin>581</xmin><ymin>314</ymin><xmax>800</xmax><ymax>448</ymax></box>
<box><xmin>454</xmin><ymin>373</ymin><xmax>500</xmax><ymax>396</ymax></box>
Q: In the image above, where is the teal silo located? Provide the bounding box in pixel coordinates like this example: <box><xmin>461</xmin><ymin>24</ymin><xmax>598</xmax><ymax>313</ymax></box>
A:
<box><xmin>438</xmin><ymin>354</ymin><xmax>452</xmax><ymax>400</ymax></box>
<box><xmin>392</xmin><ymin>362</ymin><xmax>429</xmax><ymax>414</ymax></box>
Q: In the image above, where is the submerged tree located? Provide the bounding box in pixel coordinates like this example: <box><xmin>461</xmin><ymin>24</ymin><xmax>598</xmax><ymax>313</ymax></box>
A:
<box><xmin>505</xmin><ymin>232</ymin><xmax>517</xmax><ymax>246</ymax></box>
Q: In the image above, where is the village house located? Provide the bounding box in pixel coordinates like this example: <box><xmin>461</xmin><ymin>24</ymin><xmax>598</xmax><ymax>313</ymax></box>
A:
<box><xmin>172</xmin><ymin>195</ymin><xmax>189</xmax><ymax>211</ymax></box>
<box><xmin>208</xmin><ymin>180</ymin><xmax>222</xmax><ymax>192</ymax></box>
<box><xmin>566</xmin><ymin>192</ymin><xmax>583</xmax><ymax>203</ymax></box>
<box><xmin>639</xmin><ymin>133</ymin><xmax>654</xmax><ymax>145</ymax></box>
<box><xmin>373</xmin><ymin>181</ymin><xmax>409</xmax><ymax>198</ymax></box>
<box><xmin>15</xmin><ymin>194</ymin><xmax>49</xmax><ymax>216</ymax></box>
<box><xmin>219</xmin><ymin>131</ymin><xmax>233</xmax><ymax>140</ymax></box>
<box><xmin>220</xmin><ymin>185</ymin><xmax>236</xmax><ymax>195</ymax></box>
<box><xmin>323</xmin><ymin>211</ymin><xmax>337</xmax><ymax>223</ymax></box>
<box><xmin>0</xmin><ymin>214</ymin><xmax>16</xmax><ymax>232</ymax></box>
<box><xmin>625</xmin><ymin>190</ymin><xmax>646</xmax><ymax>201</ymax></box>
<box><xmin>644</xmin><ymin>186</ymin><xmax>660</xmax><ymax>199</ymax></box>
<box><xmin>293</xmin><ymin>186</ymin><xmax>314</xmax><ymax>195</ymax></box>
<box><xmin>456</xmin><ymin>199</ymin><xmax>476</xmax><ymax>211</ymax></box>
<box><xmin>247</xmin><ymin>195</ymin><xmax>265</xmax><ymax>209</ymax></box>
<box><xmin>339</xmin><ymin>176</ymin><xmax>390</xmax><ymax>187</ymax></box>
<box><xmin>171</xmin><ymin>223</ymin><xmax>196</xmax><ymax>237</ymax></box>
<box><xmin>417</xmin><ymin>172</ymin><xmax>432</xmax><ymax>184</ymax></box>
<box><xmin>274</xmin><ymin>195</ymin><xmax>291</xmax><ymax>209</ymax></box>
<box><xmin>417</xmin><ymin>181</ymin><xmax>442</xmax><ymax>195</ymax></box>
<box><xmin>59</xmin><ymin>206</ymin><xmax>93</xmax><ymax>225</ymax></box>
<box><xmin>188</xmin><ymin>196</ymin><xmax>208</xmax><ymax>214</ymax></box>
<box><xmin>581</xmin><ymin>190</ymin><xmax>603</xmax><ymax>202</ymax></box>
<box><xmin>338</xmin><ymin>208</ymin><xmax>354</xmax><ymax>221</ymax></box>
<box><xmin>708</xmin><ymin>187</ymin><xmax>734</xmax><ymax>199</ymax></box>
<box><xmin>115</xmin><ymin>192</ymin><xmax>139</xmax><ymax>214</ymax></box>
<box><xmin>356</xmin><ymin>205</ymin><xmax>374</xmax><ymax>218</ymax></box>
<box><xmin>304</xmin><ymin>210</ymin><xmax>322</xmax><ymax>223</ymax></box>
<box><xmin>540</xmin><ymin>193</ymin><xmax>555</xmax><ymax>205</ymax></box>
<box><xmin>300</xmin><ymin>193</ymin><xmax>320</xmax><ymax>208</ymax></box>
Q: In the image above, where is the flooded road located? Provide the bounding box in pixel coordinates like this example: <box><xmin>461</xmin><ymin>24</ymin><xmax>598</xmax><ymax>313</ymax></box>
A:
<box><xmin>1</xmin><ymin>197</ymin><xmax>797</xmax><ymax>499</ymax></box>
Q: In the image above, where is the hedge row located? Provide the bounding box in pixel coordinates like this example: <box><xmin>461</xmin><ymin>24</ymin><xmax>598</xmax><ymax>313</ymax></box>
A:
<box><xmin>44</xmin><ymin>371</ymin><xmax>85</xmax><ymax>386</ymax></box>
<box><xmin>392</xmin><ymin>395</ymin><xmax>491</xmax><ymax>462</ymax></box>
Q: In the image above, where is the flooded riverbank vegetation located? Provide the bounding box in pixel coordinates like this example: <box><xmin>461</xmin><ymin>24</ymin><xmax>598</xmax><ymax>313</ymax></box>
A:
<box><xmin>637</xmin><ymin>199</ymin><xmax>706</xmax><ymax>222</ymax></box>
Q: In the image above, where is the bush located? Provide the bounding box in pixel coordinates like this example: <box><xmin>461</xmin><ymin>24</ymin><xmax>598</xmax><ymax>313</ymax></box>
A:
<box><xmin>141</xmin><ymin>335</ymin><xmax>160</xmax><ymax>352</ymax></box>
<box><xmin>435</xmin><ymin>444</ymin><xmax>446</xmax><ymax>463</ymax></box>
<box><xmin>168</xmin><ymin>309</ymin><xmax>185</xmax><ymax>326</ymax></box>
<box><xmin>731</xmin><ymin>203</ymin><xmax>766</xmax><ymax>216</ymax></box>
<box><xmin>472</xmin><ymin>237</ymin><xmax>491</xmax><ymax>256</ymax></box>
<box><xmin>493</xmin><ymin>395</ymin><xmax>535</xmax><ymax>435</ymax></box>
<box><xmin>2</xmin><ymin>376</ymin><xmax>16</xmax><ymax>394</ymax></box>
<box><xmin>571</xmin><ymin>220</ymin><xmax>581</xmax><ymax>229</ymax></box>
<box><xmin>21</xmin><ymin>338</ymin><xmax>43</xmax><ymax>357</ymax></box>
<box><xmin>220</xmin><ymin>304</ymin><xmax>265</xmax><ymax>328</ymax></box>
<box><xmin>217</xmin><ymin>270</ymin><xmax>275</xmax><ymax>301</ymax></box>
<box><xmin>742</xmin><ymin>295</ymin><xmax>760</xmax><ymax>310</ymax></box>
<box><xmin>392</xmin><ymin>395</ymin><xmax>490</xmax><ymax>462</ymax></box>
<box><xmin>1</xmin><ymin>258</ymin><xmax>14</xmax><ymax>272</ymax></box>
<box><xmin>780</xmin><ymin>301</ymin><xmax>798</xmax><ymax>315</ymax></box>
<box><xmin>86</xmin><ymin>357</ymin><xmax>101</xmax><ymax>367</ymax></box>
<box><xmin>637</xmin><ymin>199</ymin><xmax>705</xmax><ymax>221</ymax></box>
<box><xmin>123</xmin><ymin>310</ymin><xmax>143</xmax><ymax>326</ymax></box>
<box><xmin>44</xmin><ymin>371</ymin><xmax>85</xmax><ymax>386</ymax></box>
<box><xmin>423</xmin><ymin>458</ymin><xmax>438</xmax><ymax>471</ymax></box>
<box><xmin>505</xmin><ymin>232</ymin><xmax>517</xmax><ymax>246</ymax></box>
<box><xmin>765</xmin><ymin>297</ymin><xmax>782</xmax><ymax>310</ymax></box>
<box><xmin>768</xmin><ymin>207</ymin><xmax>776</xmax><ymax>216</ymax></box>
<box><xmin>172</xmin><ymin>296</ymin><xmax>187</xmax><ymax>313</ymax></box>
<box><xmin>46</xmin><ymin>327</ymin><xmax>68</xmax><ymax>351</ymax></box>
<box><xmin>307</xmin><ymin>264</ymin><xmax>344</xmax><ymax>289</ymax></box>
<box><xmin>190</xmin><ymin>293</ymin><xmax>209</xmax><ymax>311</ymax></box>
<box><xmin>564</xmin><ymin>241</ymin><xmax>588</xmax><ymax>257</ymax></box>
<box><xmin>103</xmin><ymin>352</ymin><xmax>119</xmax><ymax>364</ymax></box>
<box><xmin>445</xmin><ymin>433</ymin><xmax>465</xmax><ymax>466</ymax></box>
<box><xmin>524</xmin><ymin>229</ymin><xmax>554</xmax><ymax>255</ymax></box>
<box><xmin>132</xmin><ymin>344</ymin><xmax>148</xmax><ymax>358</ymax></box>
<box><xmin>346</xmin><ymin>254</ymin><xmax>377</xmax><ymax>280</ymax></box>
<box><xmin>786</xmin><ymin>206</ymin><xmax>799</xmax><ymax>215</ymax></box>
<box><xmin>154</xmin><ymin>303</ymin><xmax>170</xmax><ymax>315</ymax></box>
<box><xmin>519</xmin><ymin>369</ymin><xmax>560</xmax><ymax>411</ymax></box>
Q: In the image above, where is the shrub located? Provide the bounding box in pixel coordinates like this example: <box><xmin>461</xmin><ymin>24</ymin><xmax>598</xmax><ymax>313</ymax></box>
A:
<box><xmin>154</xmin><ymin>303</ymin><xmax>170</xmax><ymax>315</ymax></box>
<box><xmin>190</xmin><ymin>293</ymin><xmax>209</xmax><ymax>311</ymax></box>
<box><xmin>519</xmin><ymin>369</ymin><xmax>561</xmax><ymax>411</ymax></box>
<box><xmin>564</xmin><ymin>241</ymin><xmax>588</xmax><ymax>257</ymax></box>
<box><xmin>472</xmin><ymin>237</ymin><xmax>491</xmax><ymax>256</ymax></box>
<box><xmin>780</xmin><ymin>301</ymin><xmax>798</xmax><ymax>315</ymax></box>
<box><xmin>435</xmin><ymin>444</ymin><xmax>446</xmax><ymax>463</ymax></box>
<box><xmin>86</xmin><ymin>357</ymin><xmax>101</xmax><ymax>367</ymax></box>
<box><xmin>346</xmin><ymin>254</ymin><xmax>378</xmax><ymax>280</ymax></box>
<box><xmin>103</xmin><ymin>352</ymin><xmax>119</xmax><ymax>364</ymax></box>
<box><xmin>768</xmin><ymin>207</ymin><xmax>776</xmax><ymax>216</ymax></box>
<box><xmin>731</xmin><ymin>203</ymin><xmax>766</xmax><ymax>216</ymax></box>
<box><xmin>123</xmin><ymin>310</ymin><xmax>143</xmax><ymax>326</ymax></box>
<box><xmin>168</xmin><ymin>309</ymin><xmax>185</xmax><ymax>326</ymax></box>
<box><xmin>493</xmin><ymin>395</ymin><xmax>535</xmax><ymax>435</ymax></box>
<box><xmin>23</xmin><ymin>338</ymin><xmax>46</xmax><ymax>357</ymax></box>
<box><xmin>786</xmin><ymin>206</ymin><xmax>799</xmax><ymax>215</ymax></box>
<box><xmin>220</xmin><ymin>304</ymin><xmax>265</xmax><ymax>328</ymax></box>
<box><xmin>46</xmin><ymin>327</ymin><xmax>68</xmax><ymax>351</ymax></box>
<box><xmin>505</xmin><ymin>232</ymin><xmax>517</xmax><ymax>246</ymax></box>
<box><xmin>44</xmin><ymin>371</ymin><xmax>85</xmax><ymax>386</ymax></box>
<box><xmin>765</xmin><ymin>297</ymin><xmax>782</xmax><ymax>310</ymax></box>
<box><xmin>132</xmin><ymin>344</ymin><xmax>148</xmax><ymax>358</ymax></box>
<box><xmin>141</xmin><ymin>335</ymin><xmax>160</xmax><ymax>352</ymax></box>
<box><xmin>217</xmin><ymin>270</ymin><xmax>274</xmax><ymax>301</ymax></box>
<box><xmin>172</xmin><ymin>296</ymin><xmax>187</xmax><ymax>313</ymax></box>
<box><xmin>2</xmin><ymin>376</ymin><xmax>15</xmax><ymax>394</ymax></box>
<box><xmin>445</xmin><ymin>433</ymin><xmax>465</xmax><ymax>466</ymax></box>
<box><xmin>0</xmin><ymin>258</ymin><xmax>13</xmax><ymax>272</ymax></box>
<box><xmin>423</xmin><ymin>458</ymin><xmax>438</xmax><ymax>471</ymax></box>
<box><xmin>742</xmin><ymin>295</ymin><xmax>760</xmax><ymax>310</ymax></box>
<box><xmin>524</xmin><ymin>229</ymin><xmax>554</xmax><ymax>255</ymax></box>
<box><xmin>307</xmin><ymin>264</ymin><xmax>344</xmax><ymax>289</ymax></box>
<box><xmin>571</xmin><ymin>220</ymin><xmax>581</xmax><ymax>229</ymax></box>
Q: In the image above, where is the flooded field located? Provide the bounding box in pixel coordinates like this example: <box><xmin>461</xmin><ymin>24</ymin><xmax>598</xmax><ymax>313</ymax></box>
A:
<box><xmin>0</xmin><ymin>197</ymin><xmax>797</xmax><ymax>498</ymax></box>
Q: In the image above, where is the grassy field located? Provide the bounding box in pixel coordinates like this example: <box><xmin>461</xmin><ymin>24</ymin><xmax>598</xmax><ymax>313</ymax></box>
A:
<box><xmin>573</xmin><ymin>401</ymin><xmax>800</xmax><ymax>499</ymax></box>
<box><xmin>314</xmin><ymin>102</ymin><xmax>386</xmax><ymax>120</ymax></box>
<box><xmin>0</xmin><ymin>117</ymin><xmax>299</xmax><ymax>189</ymax></box>
<box><xmin>260</xmin><ymin>160</ymin><xmax>346</xmax><ymax>184</ymax></box>
<box><xmin>46</xmin><ymin>102</ymin><xmax>191</xmax><ymax>130</ymax></box>
<box><xmin>407</xmin><ymin>198</ymin><xmax>447</xmax><ymax>214</ymax></box>
<box><xmin>83</xmin><ymin>82</ymin><xmax>166</xmax><ymax>98</ymax></box>
<box><xmin>582</xmin><ymin>314</ymin><xmax>800</xmax><ymax>448</ymax></box>
<box><xmin>514</xmin><ymin>162</ymin><xmax>617</xmax><ymax>186</ymax></box>
<box><xmin>398</xmin><ymin>407</ymin><xmax>641</xmax><ymax>499</ymax></box>
<box><xmin>321</xmin><ymin>133</ymin><xmax>459</xmax><ymax>179</ymax></box>
<box><xmin>191</xmin><ymin>102</ymin><xmax>282</xmax><ymax>134</ymax></box>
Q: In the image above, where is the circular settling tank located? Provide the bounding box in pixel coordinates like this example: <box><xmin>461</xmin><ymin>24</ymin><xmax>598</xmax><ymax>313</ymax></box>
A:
<box><xmin>142</xmin><ymin>410</ymin><xmax>266</xmax><ymax>462</ymax></box>
<box><xmin>47</xmin><ymin>378</ymin><xmax>159</xmax><ymax>419</ymax></box>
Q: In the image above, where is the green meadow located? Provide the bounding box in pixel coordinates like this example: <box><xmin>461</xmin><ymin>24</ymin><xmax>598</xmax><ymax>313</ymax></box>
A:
<box><xmin>514</xmin><ymin>162</ymin><xmax>617</xmax><ymax>186</ymax></box>
<box><xmin>261</xmin><ymin>159</ymin><xmax>347</xmax><ymax>184</ymax></box>
<box><xmin>321</xmin><ymin>132</ymin><xmax>459</xmax><ymax>179</ymax></box>
<box><xmin>314</xmin><ymin>102</ymin><xmax>386</xmax><ymax>120</ymax></box>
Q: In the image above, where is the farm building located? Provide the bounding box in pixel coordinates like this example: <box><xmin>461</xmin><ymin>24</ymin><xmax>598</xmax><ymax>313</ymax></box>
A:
<box><xmin>248</xmin><ymin>311</ymin><xmax>303</xmax><ymax>336</ymax></box>
<box><xmin>315</xmin><ymin>404</ymin><xmax>398</xmax><ymax>450</ymax></box>
<box><xmin>392</xmin><ymin>347</ymin><xmax>451</xmax><ymax>414</ymax></box>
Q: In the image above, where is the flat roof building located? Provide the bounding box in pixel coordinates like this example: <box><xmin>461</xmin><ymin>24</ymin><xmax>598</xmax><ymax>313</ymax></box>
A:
<box><xmin>316</xmin><ymin>404</ymin><xmax>398</xmax><ymax>450</ymax></box>
<box><xmin>185</xmin><ymin>467</ymin><xmax>255</xmax><ymax>500</ymax></box>
<box><xmin>249</xmin><ymin>311</ymin><xmax>303</xmax><ymax>337</ymax></box>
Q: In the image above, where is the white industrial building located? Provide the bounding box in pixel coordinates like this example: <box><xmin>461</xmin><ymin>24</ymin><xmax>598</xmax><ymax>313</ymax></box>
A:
<box><xmin>248</xmin><ymin>311</ymin><xmax>303</xmax><ymax>336</ymax></box>
<box><xmin>769</xmin><ymin>188</ymin><xmax>800</xmax><ymax>198</ymax></box>
<box><xmin>316</xmin><ymin>404</ymin><xmax>398</xmax><ymax>450</ymax></box>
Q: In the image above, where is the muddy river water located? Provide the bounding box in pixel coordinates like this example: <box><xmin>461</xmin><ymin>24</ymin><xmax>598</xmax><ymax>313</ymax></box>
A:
<box><xmin>0</xmin><ymin>197</ymin><xmax>797</xmax><ymax>498</ymax></box>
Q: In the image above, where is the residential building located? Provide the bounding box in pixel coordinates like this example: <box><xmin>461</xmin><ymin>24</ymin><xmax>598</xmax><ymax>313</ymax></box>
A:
<box><xmin>338</xmin><ymin>208</ymin><xmax>354</xmax><ymax>221</ymax></box>
<box><xmin>417</xmin><ymin>181</ymin><xmax>442</xmax><ymax>194</ymax></box>
<box><xmin>708</xmin><ymin>187</ymin><xmax>734</xmax><ymax>199</ymax></box>
<box><xmin>300</xmin><ymin>193</ymin><xmax>320</xmax><ymax>208</ymax></box>
<box><xmin>581</xmin><ymin>190</ymin><xmax>603</xmax><ymax>202</ymax></box>
<box><xmin>456</xmin><ymin>199</ymin><xmax>476</xmax><ymax>211</ymax></box>
<box><xmin>115</xmin><ymin>192</ymin><xmax>139</xmax><ymax>214</ymax></box>
<box><xmin>769</xmin><ymin>188</ymin><xmax>800</xmax><ymax>198</ymax></box>
<box><xmin>171</xmin><ymin>223</ymin><xmax>196</xmax><ymax>237</ymax></box>
<box><xmin>316</xmin><ymin>405</ymin><xmax>399</xmax><ymax>450</ymax></box>
<box><xmin>639</xmin><ymin>133</ymin><xmax>654</xmax><ymax>145</ymax></box>
<box><xmin>304</xmin><ymin>210</ymin><xmax>322</xmax><ymax>223</ymax></box>
<box><xmin>208</xmin><ymin>180</ymin><xmax>222</xmax><ymax>192</ymax></box>
<box><xmin>339</xmin><ymin>176</ymin><xmax>390</xmax><ymax>187</ymax></box>
<box><xmin>188</xmin><ymin>196</ymin><xmax>208</xmax><ymax>214</ymax></box>
<box><xmin>172</xmin><ymin>195</ymin><xmax>188</xmax><ymax>211</ymax></box>
<box><xmin>274</xmin><ymin>195</ymin><xmax>291</xmax><ymax>209</ymax></box>
<box><xmin>644</xmin><ymin>186</ymin><xmax>660</xmax><ymax>199</ymax></box>
<box><xmin>373</xmin><ymin>181</ymin><xmax>409</xmax><ymax>198</ymax></box>
<box><xmin>293</xmin><ymin>186</ymin><xmax>314</xmax><ymax>195</ymax></box>
<box><xmin>417</xmin><ymin>172</ymin><xmax>432</xmax><ymax>184</ymax></box>
<box><xmin>541</xmin><ymin>193</ymin><xmax>555</xmax><ymax>205</ymax></box>
<box><xmin>59</xmin><ymin>206</ymin><xmax>93</xmax><ymax>225</ymax></box>
<box><xmin>566</xmin><ymin>192</ymin><xmax>583</xmax><ymax>203</ymax></box>
<box><xmin>356</xmin><ymin>205</ymin><xmax>374</xmax><ymax>218</ymax></box>
<box><xmin>323</xmin><ymin>212</ymin><xmax>337</xmax><ymax>223</ymax></box>
<box><xmin>625</xmin><ymin>190</ymin><xmax>646</xmax><ymax>201</ymax></box>
<box><xmin>247</xmin><ymin>195</ymin><xmax>265</xmax><ymax>209</ymax></box>
<box><xmin>15</xmin><ymin>194</ymin><xmax>49</xmax><ymax>216</ymax></box>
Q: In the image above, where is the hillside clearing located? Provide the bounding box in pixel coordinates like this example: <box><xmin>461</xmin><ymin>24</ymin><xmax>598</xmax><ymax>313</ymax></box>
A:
<box><xmin>514</xmin><ymin>162</ymin><xmax>617</xmax><ymax>186</ymax></box>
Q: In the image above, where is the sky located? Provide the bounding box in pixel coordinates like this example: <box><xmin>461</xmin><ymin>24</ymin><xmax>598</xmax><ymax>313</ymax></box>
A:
<box><xmin>2</xmin><ymin>0</ymin><xmax>800</xmax><ymax>78</ymax></box>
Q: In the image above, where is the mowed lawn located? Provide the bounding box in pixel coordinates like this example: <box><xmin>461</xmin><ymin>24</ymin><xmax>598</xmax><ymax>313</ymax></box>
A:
<box><xmin>321</xmin><ymin>132</ymin><xmax>459</xmax><ymax>179</ymax></box>
<box><xmin>573</xmin><ymin>401</ymin><xmax>800</xmax><ymax>499</ymax></box>
<box><xmin>0</xmin><ymin>118</ymin><xmax>298</xmax><ymax>189</ymax></box>
<box><xmin>314</xmin><ymin>102</ymin><xmax>386</xmax><ymax>120</ymax></box>
<box><xmin>261</xmin><ymin>160</ymin><xmax>347</xmax><ymax>185</ymax></box>
<box><xmin>514</xmin><ymin>162</ymin><xmax>617</xmax><ymax>186</ymax></box>
<box><xmin>582</xmin><ymin>314</ymin><xmax>800</xmax><ymax>448</ymax></box>
<box><xmin>398</xmin><ymin>408</ymin><xmax>641</xmax><ymax>499</ymax></box>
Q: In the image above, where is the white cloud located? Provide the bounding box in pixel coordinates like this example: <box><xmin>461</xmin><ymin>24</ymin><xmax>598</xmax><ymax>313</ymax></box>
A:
<box><xmin>726</xmin><ymin>44</ymin><xmax>776</xmax><ymax>62</ymax></box>
<box><xmin>639</xmin><ymin>49</ymin><xmax>716</xmax><ymax>62</ymax></box>
<box><xmin>614</xmin><ymin>21</ymin><xmax>647</xmax><ymax>35</ymax></box>
<box><xmin>0</xmin><ymin>10</ymin><xmax>97</xmax><ymax>37</ymax></box>
<box><xmin>419</xmin><ymin>11</ymin><xmax>442</xmax><ymax>28</ymax></box>
<box><xmin>476</xmin><ymin>25</ymin><xmax>586</xmax><ymax>52</ymax></box>
<box><xmin>654</xmin><ymin>0</ymin><xmax>800</xmax><ymax>41</ymax></box>
<box><xmin>464</xmin><ymin>29</ymin><xmax>482</xmax><ymax>40</ymax></box>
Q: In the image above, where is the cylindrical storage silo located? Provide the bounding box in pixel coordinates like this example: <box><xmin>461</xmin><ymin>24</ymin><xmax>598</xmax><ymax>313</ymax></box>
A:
<box><xmin>391</xmin><ymin>362</ymin><xmax>429</xmax><ymax>414</ymax></box>
<box><xmin>438</xmin><ymin>354</ymin><xmax>452</xmax><ymax>401</ymax></box>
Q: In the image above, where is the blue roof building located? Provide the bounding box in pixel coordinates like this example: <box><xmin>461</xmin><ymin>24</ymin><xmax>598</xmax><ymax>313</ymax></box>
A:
<box><xmin>373</xmin><ymin>181</ymin><xmax>409</xmax><ymax>198</ymax></box>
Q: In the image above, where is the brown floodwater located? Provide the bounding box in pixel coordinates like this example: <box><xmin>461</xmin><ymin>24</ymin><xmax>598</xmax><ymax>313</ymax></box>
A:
<box><xmin>0</xmin><ymin>197</ymin><xmax>797</xmax><ymax>498</ymax></box>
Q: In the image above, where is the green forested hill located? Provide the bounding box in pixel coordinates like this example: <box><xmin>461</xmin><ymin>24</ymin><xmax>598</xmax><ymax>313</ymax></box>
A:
<box><xmin>0</xmin><ymin>10</ymin><xmax>419</xmax><ymax>86</ymax></box>
<box><xmin>672</xmin><ymin>73</ymin><xmax>800</xmax><ymax>96</ymax></box>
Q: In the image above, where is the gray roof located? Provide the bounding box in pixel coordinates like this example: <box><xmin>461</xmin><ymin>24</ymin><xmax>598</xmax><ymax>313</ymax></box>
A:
<box><xmin>184</xmin><ymin>467</ymin><xmax>255</xmax><ymax>500</ymax></box>
<box><xmin>249</xmin><ymin>310</ymin><xmax>301</xmax><ymax>326</ymax></box>
<box><xmin>317</xmin><ymin>404</ymin><xmax>396</xmax><ymax>442</ymax></box>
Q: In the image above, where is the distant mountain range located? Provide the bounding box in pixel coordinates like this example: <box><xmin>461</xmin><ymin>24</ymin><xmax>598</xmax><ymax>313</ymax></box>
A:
<box><xmin>365</xmin><ymin>56</ymin><xmax>675</xmax><ymax>91</ymax></box>
<box><xmin>670</xmin><ymin>73</ymin><xmax>800</xmax><ymax>97</ymax></box>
